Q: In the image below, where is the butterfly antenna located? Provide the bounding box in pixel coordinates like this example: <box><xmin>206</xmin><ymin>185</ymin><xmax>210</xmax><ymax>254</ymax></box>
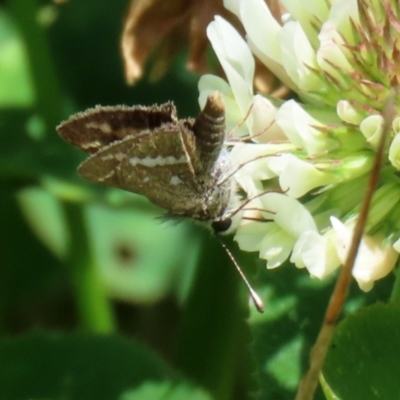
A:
<box><xmin>227</xmin><ymin>103</ymin><xmax>254</xmax><ymax>139</ymax></box>
<box><xmin>217</xmin><ymin>236</ymin><xmax>264</xmax><ymax>313</ymax></box>
<box><xmin>223</xmin><ymin>188</ymin><xmax>281</xmax><ymax>222</ymax></box>
<box><xmin>218</xmin><ymin>153</ymin><xmax>281</xmax><ymax>186</ymax></box>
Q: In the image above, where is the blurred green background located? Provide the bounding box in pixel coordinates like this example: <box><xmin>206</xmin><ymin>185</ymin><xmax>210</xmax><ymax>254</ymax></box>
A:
<box><xmin>0</xmin><ymin>1</ymin><xmax>394</xmax><ymax>399</ymax></box>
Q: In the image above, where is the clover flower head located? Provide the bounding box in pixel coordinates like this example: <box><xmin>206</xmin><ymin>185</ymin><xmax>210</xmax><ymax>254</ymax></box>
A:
<box><xmin>201</xmin><ymin>0</ymin><xmax>400</xmax><ymax>290</ymax></box>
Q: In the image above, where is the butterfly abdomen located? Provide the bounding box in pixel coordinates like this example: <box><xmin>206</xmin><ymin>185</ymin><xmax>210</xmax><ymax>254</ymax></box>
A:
<box><xmin>192</xmin><ymin>93</ymin><xmax>226</xmax><ymax>171</ymax></box>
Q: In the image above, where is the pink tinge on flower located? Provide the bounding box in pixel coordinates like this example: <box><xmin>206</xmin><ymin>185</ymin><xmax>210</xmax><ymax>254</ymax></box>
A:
<box><xmin>330</xmin><ymin>217</ymin><xmax>398</xmax><ymax>291</ymax></box>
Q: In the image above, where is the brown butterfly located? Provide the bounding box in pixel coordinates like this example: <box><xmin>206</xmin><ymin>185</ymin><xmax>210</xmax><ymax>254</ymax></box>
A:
<box><xmin>57</xmin><ymin>92</ymin><xmax>238</xmax><ymax>232</ymax></box>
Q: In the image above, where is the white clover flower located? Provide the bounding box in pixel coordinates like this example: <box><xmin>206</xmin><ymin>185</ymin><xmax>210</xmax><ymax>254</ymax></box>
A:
<box><xmin>330</xmin><ymin>217</ymin><xmax>398</xmax><ymax>291</ymax></box>
<box><xmin>291</xmin><ymin>229</ymin><xmax>341</xmax><ymax>280</ymax></box>
<box><xmin>389</xmin><ymin>132</ymin><xmax>400</xmax><ymax>170</ymax></box>
<box><xmin>206</xmin><ymin>15</ymin><xmax>254</xmax><ymax>118</ymax></box>
<box><xmin>200</xmin><ymin>15</ymin><xmax>285</xmax><ymax>141</ymax></box>
<box><xmin>275</xmin><ymin>100</ymin><xmax>339</xmax><ymax>156</ymax></box>
<box><xmin>235</xmin><ymin>193</ymin><xmax>317</xmax><ymax>268</ymax></box>
<box><xmin>203</xmin><ymin>0</ymin><xmax>400</xmax><ymax>290</ymax></box>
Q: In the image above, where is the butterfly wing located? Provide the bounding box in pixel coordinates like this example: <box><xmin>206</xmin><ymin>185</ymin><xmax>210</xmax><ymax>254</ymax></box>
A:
<box><xmin>56</xmin><ymin>98</ymin><xmax>226</xmax><ymax>219</ymax></box>
<box><xmin>77</xmin><ymin>126</ymin><xmax>203</xmax><ymax>215</ymax></box>
<box><xmin>57</xmin><ymin>103</ymin><xmax>177</xmax><ymax>153</ymax></box>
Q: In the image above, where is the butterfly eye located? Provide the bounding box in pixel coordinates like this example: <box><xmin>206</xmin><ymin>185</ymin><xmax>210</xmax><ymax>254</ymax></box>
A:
<box><xmin>211</xmin><ymin>219</ymin><xmax>232</xmax><ymax>233</ymax></box>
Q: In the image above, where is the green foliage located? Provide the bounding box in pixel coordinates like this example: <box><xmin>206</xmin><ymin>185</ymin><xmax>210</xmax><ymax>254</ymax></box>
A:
<box><xmin>0</xmin><ymin>332</ymin><xmax>175</xmax><ymax>400</ymax></box>
<box><xmin>323</xmin><ymin>303</ymin><xmax>400</xmax><ymax>400</ymax></box>
<box><xmin>0</xmin><ymin>0</ymin><xmax>398</xmax><ymax>399</ymax></box>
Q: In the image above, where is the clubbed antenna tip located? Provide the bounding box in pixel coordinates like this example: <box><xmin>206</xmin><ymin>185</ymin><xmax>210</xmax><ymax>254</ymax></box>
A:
<box><xmin>217</xmin><ymin>237</ymin><xmax>265</xmax><ymax>314</ymax></box>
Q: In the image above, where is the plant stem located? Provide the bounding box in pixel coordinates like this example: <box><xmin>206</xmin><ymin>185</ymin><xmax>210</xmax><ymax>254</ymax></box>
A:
<box><xmin>9</xmin><ymin>0</ymin><xmax>115</xmax><ymax>333</ymax></box>
<box><xmin>8</xmin><ymin>0</ymin><xmax>64</xmax><ymax>128</ymax></box>
<box><xmin>63</xmin><ymin>201</ymin><xmax>116</xmax><ymax>333</ymax></box>
<box><xmin>390</xmin><ymin>263</ymin><xmax>400</xmax><ymax>304</ymax></box>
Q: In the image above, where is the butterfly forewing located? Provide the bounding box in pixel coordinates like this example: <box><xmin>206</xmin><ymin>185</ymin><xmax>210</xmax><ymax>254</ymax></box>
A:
<box><xmin>58</xmin><ymin>103</ymin><xmax>177</xmax><ymax>154</ymax></box>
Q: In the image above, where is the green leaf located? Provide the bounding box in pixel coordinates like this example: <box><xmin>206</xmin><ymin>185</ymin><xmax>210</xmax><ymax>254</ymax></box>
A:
<box><xmin>0</xmin><ymin>109</ymin><xmax>82</xmax><ymax>181</ymax></box>
<box><xmin>85</xmin><ymin>202</ymin><xmax>200</xmax><ymax>304</ymax></box>
<box><xmin>265</xmin><ymin>335</ymin><xmax>303</xmax><ymax>391</ymax></box>
<box><xmin>0</xmin><ymin>188</ymin><xmax>62</xmax><ymax>310</ymax></box>
<box><xmin>17</xmin><ymin>185</ymin><xmax>201</xmax><ymax>305</ymax></box>
<box><xmin>249</xmin><ymin>264</ymin><xmax>335</xmax><ymax>400</ymax></box>
<box><xmin>0</xmin><ymin>9</ymin><xmax>34</xmax><ymax>107</ymax></box>
<box><xmin>120</xmin><ymin>381</ymin><xmax>213</xmax><ymax>400</ymax></box>
<box><xmin>18</xmin><ymin>186</ymin><xmax>69</xmax><ymax>259</ymax></box>
<box><xmin>323</xmin><ymin>302</ymin><xmax>400</xmax><ymax>400</ymax></box>
<box><xmin>0</xmin><ymin>332</ymin><xmax>176</xmax><ymax>400</ymax></box>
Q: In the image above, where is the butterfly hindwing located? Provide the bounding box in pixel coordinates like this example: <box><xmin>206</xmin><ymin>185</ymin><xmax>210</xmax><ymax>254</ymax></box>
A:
<box><xmin>78</xmin><ymin>127</ymin><xmax>203</xmax><ymax>214</ymax></box>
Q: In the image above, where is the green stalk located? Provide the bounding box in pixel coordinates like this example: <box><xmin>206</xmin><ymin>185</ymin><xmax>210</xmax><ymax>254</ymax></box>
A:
<box><xmin>8</xmin><ymin>0</ymin><xmax>64</xmax><ymax>128</ymax></box>
<box><xmin>390</xmin><ymin>263</ymin><xmax>400</xmax><ymax>305</ymax></box>
<box><xmin>175</xmin><ymin>230</ymin><xmax>255</xmax><ymax>400</ymax></box>
<box><xmin>63</xmin><ymin>201</ymin><xmax>116</xmax><ymax>333</ymax></box>
<box><xmin>8</xmin><ymin>0</ymin><xmax>114</xmax><ymax>332</ymax></box>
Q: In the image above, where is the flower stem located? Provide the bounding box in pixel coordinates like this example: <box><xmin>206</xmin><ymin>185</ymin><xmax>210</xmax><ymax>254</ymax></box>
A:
<box><xmin>63</xmin><ymin>202</ymin><xmax>116</xmax><ymax>333</ymax></box>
